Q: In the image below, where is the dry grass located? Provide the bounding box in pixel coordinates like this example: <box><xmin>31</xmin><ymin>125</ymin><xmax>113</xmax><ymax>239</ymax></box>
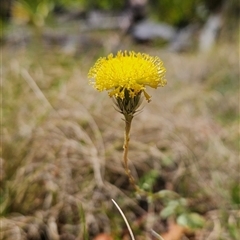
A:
<box><xmin>1</xmin><ymin>27</ymin><xmax>239</xmax><ymax>240</ymax></box>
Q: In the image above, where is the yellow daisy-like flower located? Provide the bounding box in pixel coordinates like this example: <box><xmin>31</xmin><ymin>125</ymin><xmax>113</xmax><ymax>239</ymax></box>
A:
<box><xmin>88</xmin><ymin>50</ymin><xmax>167</xmax><ymax>102</ymax></box>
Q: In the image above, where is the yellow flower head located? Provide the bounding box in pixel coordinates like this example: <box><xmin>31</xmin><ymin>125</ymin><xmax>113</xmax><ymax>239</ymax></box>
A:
<box><xmin>88</xmin><ymin>51</ymin><xmax>167</xmax><ymax>102</ymax></box>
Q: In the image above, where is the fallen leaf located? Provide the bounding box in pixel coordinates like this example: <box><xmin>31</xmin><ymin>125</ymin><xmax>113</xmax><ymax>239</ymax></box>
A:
<box><xmin>93</xmin><ymin>233</ymin><xmax>113</xmax><ymax>240</ymax></box>
<box><xmin>161</xmin><ymin>222</ymin><xmax>186</xmax><ymax>240</ymax></box>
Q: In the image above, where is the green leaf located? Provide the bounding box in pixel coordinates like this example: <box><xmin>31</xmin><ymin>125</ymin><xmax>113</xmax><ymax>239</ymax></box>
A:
<box><xmin>139</xmin><ymin>170</ymin><xmax>159</xmax><ymax>191</ymax></box>
<box><xmin>231</xmin><ymin>183</ymin><xmax>240</xmax><ymax>205</ymax></box>
<box><xmin>155</xmin><ymin>190</ymin><xmax>180</xmax><ymax>201</ymax></box>
<box><xmin>228</xmin><ymin>223</ymin><xmax>240</xmax><ymax>240</ymax></box>
<box><xmin>160</xmin><ymin>198</ymin><xmax>189</xmax><ymax>219</ymax></box>
<box><xmin>160</xmin><ymin>200</ymin><xmax>180</xmax><ymax>219</ymax></box>
<box><xmin>78</xmin><ymin>204</ymin><xmax>89</xmax><ymax>240</ymax></box>
<box><xmin>160</xmin><ymin>205</ymin><xmax>176</xmax><ymax>219</ymax></box>
<box><xmin>177</xmin><ymin>213</ymin><xmax>205</xmax><ymax>229</ymax></box>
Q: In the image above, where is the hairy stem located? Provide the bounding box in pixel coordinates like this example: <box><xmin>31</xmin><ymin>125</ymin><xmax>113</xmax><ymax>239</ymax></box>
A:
<box><xmin>123</xmin><ymin>114</ymin><xmax>139</xmax><ymax>191</ymax></box>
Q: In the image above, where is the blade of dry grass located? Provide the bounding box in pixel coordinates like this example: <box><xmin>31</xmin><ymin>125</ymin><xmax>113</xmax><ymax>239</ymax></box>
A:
<box><xmin>112</xmin><ymin>199</ymin><xmax>135</xmax><ymax>240</ymax></box>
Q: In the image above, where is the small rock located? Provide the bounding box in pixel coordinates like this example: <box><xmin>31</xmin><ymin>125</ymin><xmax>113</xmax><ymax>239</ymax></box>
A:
<box><xmin>169</xmin><ymin>24</ymin><xmax>198</xmax><ymax>52</ymax></box>
<box><xmin>199</xmin><ymin>13</ymin><xmax>222</xmax><ymax>52</ymax></box>
<box><xmin>132</xmin><ymin>19</ymin><xmax>176</xmax><ymax>42</ymax></box>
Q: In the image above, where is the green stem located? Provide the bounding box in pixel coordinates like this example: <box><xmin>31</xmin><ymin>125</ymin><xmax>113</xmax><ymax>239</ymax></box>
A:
<box><xmin>123</xmin><ymin>114</ymin><xmax>140</xmax><ymax>192</ymax></box>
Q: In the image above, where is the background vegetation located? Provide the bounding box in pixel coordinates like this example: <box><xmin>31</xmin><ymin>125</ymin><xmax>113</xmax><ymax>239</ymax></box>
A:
<box><xmin>1</xmin><ymin>0</ymin><xmax>239</xmax><ymax>239</ymax></box>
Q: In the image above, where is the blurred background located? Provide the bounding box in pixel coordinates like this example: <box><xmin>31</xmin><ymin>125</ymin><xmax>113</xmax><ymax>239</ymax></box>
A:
<box><xmin>1</xmin><ymin>0</ymin><xmax>239</xmax><ymax>239</ymax></box>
